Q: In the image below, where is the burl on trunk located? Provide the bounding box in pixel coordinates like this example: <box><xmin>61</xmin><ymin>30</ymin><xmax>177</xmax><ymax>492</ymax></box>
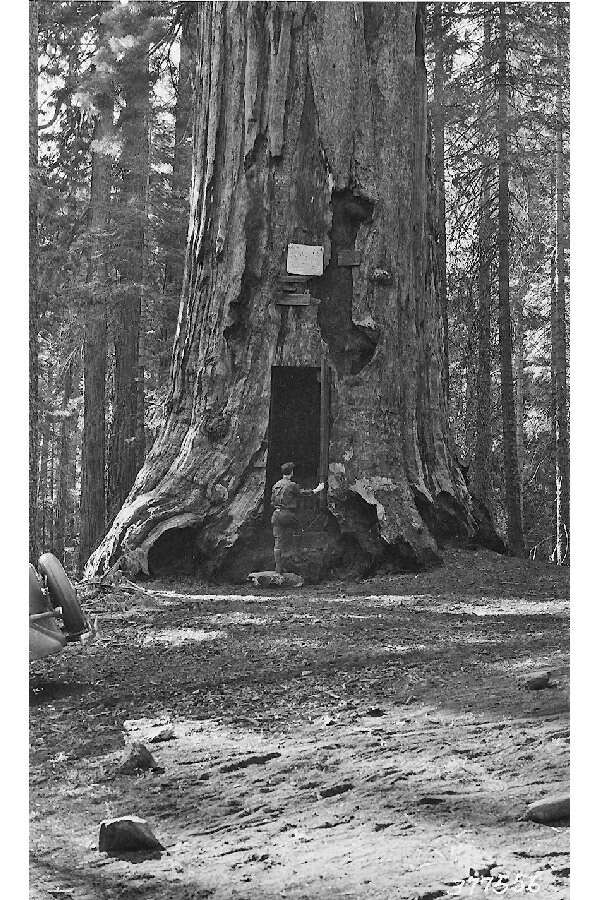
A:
<box><xmin>86</xmin><ymin>2</ymin><xmax>475</xmax><ymax>583</ymax></box>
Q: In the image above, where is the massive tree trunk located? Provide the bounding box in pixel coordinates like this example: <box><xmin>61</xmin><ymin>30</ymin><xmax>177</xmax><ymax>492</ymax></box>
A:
<box><xmin>86</xmin><ymin>1</ymin><xmax>474</xmax><ymax>582</ymax></box>
<box><xmin>552</xmin><ymin>6</ymin><xmax>569</xmax><ymax>565</ymax></box>
<box><xmin>78</xmin><ymin>84</ymin><xmax>112</xmax><ymax>572</ymax></box>
<box><xmin>496</xmin><ymin>2</ymin><xmax>524</xmax><ymax>556</ymax></box>
<box><xmin>30</xmin><ymin>0</ymin><xmax>39</xmax><ymax>563</ymax></box>
<box><xmin>108</xmin><ymin>10</ymin><xmax>150</xmax><ymax>518</ymax></box>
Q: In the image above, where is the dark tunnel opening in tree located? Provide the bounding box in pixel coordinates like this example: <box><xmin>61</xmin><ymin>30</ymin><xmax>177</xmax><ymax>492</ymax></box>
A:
<box><xmin>265</xmin><ymin>367</ymin><xmax>321</xmax><ymax>508</ymax></box>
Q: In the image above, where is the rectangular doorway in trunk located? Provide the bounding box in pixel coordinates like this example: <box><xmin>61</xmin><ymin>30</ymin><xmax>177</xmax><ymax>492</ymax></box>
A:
<box><xmin>265</xmin><ymin>366</ymin><xmax>322</xmax><ymax>503</ymax></box>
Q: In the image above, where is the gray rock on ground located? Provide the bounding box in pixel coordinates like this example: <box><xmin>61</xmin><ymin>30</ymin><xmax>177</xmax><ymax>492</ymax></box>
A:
<box><xmin>117</xmin><ymin>741</ymin><xmax>161</xmax><ymax>774</ymax></box>
<box><xmin>524</xmin><ymin>792</ymin><xmax>569</xmax><ymax>824</ymax></box>
<box><xmin>523</xmin><ymin>671</ymin><xmax>551</xmax><ymax>690</ymax></box>
<box><xmin>99</xmin><ymin>815</ymin><xmax>165</xmax><ymax>853</ymax></box>
<box><xmin>149</xmin><ymin>725</ymin><xmax>175</xmax><ymax>743</ymax></box>
<box><xmin>248</xmin><ymin>570</ymin><xmax>304</xmax><ymax>587</ymax></box>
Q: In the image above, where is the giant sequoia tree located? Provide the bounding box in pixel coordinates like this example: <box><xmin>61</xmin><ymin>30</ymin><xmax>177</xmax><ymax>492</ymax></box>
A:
<box><xmin>86</xmin><ymin>1</ymin><xmax>476</xmax><ymax>581</ymax></box>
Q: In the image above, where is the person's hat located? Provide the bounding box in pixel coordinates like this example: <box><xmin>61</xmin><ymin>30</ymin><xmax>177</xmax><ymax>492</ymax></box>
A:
<box><xmin>281</xmin><ymin>462</ymin><xmax>294</xmax><ymax>475</ymax></box>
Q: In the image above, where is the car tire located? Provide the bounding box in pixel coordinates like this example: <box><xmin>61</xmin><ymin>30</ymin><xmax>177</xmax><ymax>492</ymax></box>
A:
<box><xmin>29</xmin><ymin>564</ymin><xmax>47</xmax><ymax>615</ymax></box>
<box><xmin>38</xmin><ymin>553</ymin><xmax>87</xmax><ymax>636</ymax></box>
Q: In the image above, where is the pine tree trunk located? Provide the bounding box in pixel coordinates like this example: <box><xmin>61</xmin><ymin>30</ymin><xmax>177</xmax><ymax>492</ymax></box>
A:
<box><xmin>39</xmin><ymin>419</ymin><xmax>48</xmax><ymax>551</ymax></box>
<box><xmin>29</xmin><ymin>0</ymin><xmax>39</xmax><ymax>563</ymax></box>
<box><xmin>86</xmin><ymin>2</ymin><xmax>474</xmax><ymax>581</ymax></box>
<box><xmin>54</xmin><ymin>357</ymin><xmax>74</xmax><ymax>562</ymax></box>
<box><xmin>79</xmin><ymin>86</ymin><xmax>112</xmax><ymax>571</ymax></box>
<box><xmin>48</xmin><ymin>416</ymin><xmax>56</xmax><ymax>550</ymax></box>
<box><xmin>108</xmin><ymin>17</ymin><xmax>149</xmax><ymax>518</ymax></box>
<box><xmin>496</xmin><ymin>2</ymin><xmax>524</xmax><ymax>556</ymax></box>
<box><xmin>432</xmin><ymin>2</ymin><xmax>449</xmax><ymax>401</ymax></box>
<box><xmin>514</xmin><ymin>289</ymin><xmax>524</xmax><ymax>522</ymax></box>
<box><xmin>553</xmin><ymin>8</ymin><xmax>569</xmax><ymax>564</ymax></box>
<box><xmin>470</xmin><ymin>10</ymin><xmax>503</xmax><ymax>551</ymax></box>
<box><xmin>161</xmin><ymin>4</ymin><xmax>194</xmax><ymax>377</ymax></box>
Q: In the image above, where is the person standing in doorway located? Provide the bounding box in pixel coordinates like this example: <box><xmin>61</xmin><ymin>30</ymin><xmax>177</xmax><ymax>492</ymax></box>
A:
<box><xmin>270</xmin><ymin>462</ymin><xmax>324</xmax><ymax>573</ymax></box>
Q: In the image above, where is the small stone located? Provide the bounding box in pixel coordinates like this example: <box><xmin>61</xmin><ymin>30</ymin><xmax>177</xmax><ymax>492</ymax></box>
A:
<box><xmin>524</xmin><ymin>792</ymin><xmax>569</xmax><ymax>824</ymax></box>
<box><xmin>523</xmin><ymin>671</ymin><xmax>551</xmax><ymax>690</ymax></box>
<box><xmin>248</xmin><ymin>571</ymin><xmax>304</xmax><ymax>588</ymax></box>
<box><xmin>320</xmin><ymin>782</ymin><xmax>353</xmax><ymax>798</ymax></box>
<box><xmin>117</xmin><ymin>742</ymin><xmax>161</xmax><ymax>774</ymax></box>
<box><xmin>98</xmin><ymin>815</ymin><xmax>165</xmax><ymax>853</ymax></box>
<box><xmin>149</xmin><ymin>725</ymin><xmax>175</xmax><ymax>743</ymax></box>
<box><xmin>414</xmin><ymin>891</ymin><xmax>446</xmax><ymax>900</ymax></box>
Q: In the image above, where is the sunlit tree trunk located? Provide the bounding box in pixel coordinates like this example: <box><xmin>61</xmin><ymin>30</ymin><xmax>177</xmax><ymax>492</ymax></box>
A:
<box><xmin>161</xmin><ymin>3</ymin><xmax>194</xmax><ymax>377</ymax></box>
<box><xmin>552</xmin><ymin>6</ymin><xmax>569</xmax><ymax>564</ymax></box>
<box><xmin>108</xmin><ymin>12</ymin><xmax>150</xmax><ymax>518</ymax></box>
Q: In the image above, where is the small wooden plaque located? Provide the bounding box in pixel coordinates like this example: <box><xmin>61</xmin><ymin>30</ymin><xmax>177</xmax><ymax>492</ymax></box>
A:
<box><xmin>337</xmin><ymin>249</ymin><xmax>361</xmax><ymax>267</ymax></box>
<box><xmin>279</xmin><ymin>279</ymin><xmax>309</xmax><ymax>293</ymax></box>
<box><xmin>279</xmin><ymin>273</ymin><xmax>310</xmax><ymax>284</ymax></box>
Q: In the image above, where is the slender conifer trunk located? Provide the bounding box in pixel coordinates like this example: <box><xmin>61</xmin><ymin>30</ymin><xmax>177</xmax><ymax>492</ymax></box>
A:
<box><xmin>54</xmin><ymin>357</ymin><xmax>74</xmax><ymax>562</ymax></box>
<box><xmin>79</xmin><ymin>83</ymin><xmax>112</xmax><ymax>571</ymax></box>
<box><xmin>30</xmin><ymin>0</ymin><xmax>40</xmax><ymax>562</ymax></box>
<box><xmin>553</xmin><ymin>6</ymin><xmax>569</xmax><ymax>564</ymax></box>
<box><xmin>432</xmin><ymin>3</ymin><xmax>449</xmax><ymax>400</ymax></box>
<box><xmin>496</xmin><ymin>2</ymin><xmax>524</xmax><ymax>555</ymax></box>
<box><xmin>108</xmin><ymin>16</ymin><xmax>150</xmax><ymax>517</ymax></box>
<box><xmin>161</xmin><ymin>4</ymin><xmax>194</xmax><ymax>377</ymax></box>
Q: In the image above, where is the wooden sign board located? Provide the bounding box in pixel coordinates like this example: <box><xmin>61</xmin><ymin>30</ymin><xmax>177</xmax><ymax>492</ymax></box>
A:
<box><xmin>337</xmin><ymin>249</ymin><xmax>361</xmax><ymax>267</ymax></box>
<box><xmin>286</xmin><ymin>243</ymin><xmax>324</xmax><ymax>276</ymax></box>
<box><xmin>279</xmin><ymin>278</ymin><xmax>309</xmax><ymax>293</ymax></box>
<box><xmin>276</xmin><ymin>293</ymin><xmax>312</xmax><ymax>306</ymax></box>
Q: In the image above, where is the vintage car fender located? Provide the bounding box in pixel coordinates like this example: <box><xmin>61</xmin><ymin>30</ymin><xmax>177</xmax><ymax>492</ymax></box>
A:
<box><xmin>29</xmin><ymin>564</ymin><xmax>67</xmax><ymax>661</ymax></box>
<box><xmin>29</xmin><ymin>557</ymin><xmax>94</xmax><ymax>662</ymax></box>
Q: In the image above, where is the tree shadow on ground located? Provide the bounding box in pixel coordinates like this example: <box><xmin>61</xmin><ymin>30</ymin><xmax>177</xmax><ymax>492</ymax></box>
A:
<box><xmin>29</xmin><ymin>678</ymin><xmax>90</xmax><ymax>706</ymax></box>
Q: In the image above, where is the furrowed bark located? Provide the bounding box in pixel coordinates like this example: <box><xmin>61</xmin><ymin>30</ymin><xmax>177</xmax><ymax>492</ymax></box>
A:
<box><xmin>86</xmin><ymin>2</ymin><xmax>474</xmax><ymax>582</ymax></box>
<box><xmin>432</xmin><ymin>2</ymin><xmax>449</xmax><ymax>402</ymax></box>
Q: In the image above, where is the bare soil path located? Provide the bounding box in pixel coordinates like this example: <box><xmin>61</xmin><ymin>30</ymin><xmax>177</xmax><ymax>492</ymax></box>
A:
<box><xmin>30</xmin><ymin>549</ymin><xmax>569</xmax><ymax>900</ymax></box>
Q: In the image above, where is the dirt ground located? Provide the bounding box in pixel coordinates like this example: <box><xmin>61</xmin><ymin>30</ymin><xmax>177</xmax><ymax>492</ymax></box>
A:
<box><xmin>29</xmin><ymin>548</ymin><xmax>570</xmax><ymax>900</ymax></box>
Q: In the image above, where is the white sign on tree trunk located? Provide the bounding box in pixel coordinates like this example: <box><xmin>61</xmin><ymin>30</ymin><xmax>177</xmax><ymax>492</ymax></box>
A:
<box><xmin>286</xmin><ymin>243</ymin><xmax>324</xmax><ymax>276</ymax></box>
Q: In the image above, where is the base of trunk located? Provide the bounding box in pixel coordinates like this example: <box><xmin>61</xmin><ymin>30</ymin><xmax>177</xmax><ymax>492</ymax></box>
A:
<box><xmin>141</xmin><ymin>485</ymin><xmax>470</xmax><ymax>585</ymax></box>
